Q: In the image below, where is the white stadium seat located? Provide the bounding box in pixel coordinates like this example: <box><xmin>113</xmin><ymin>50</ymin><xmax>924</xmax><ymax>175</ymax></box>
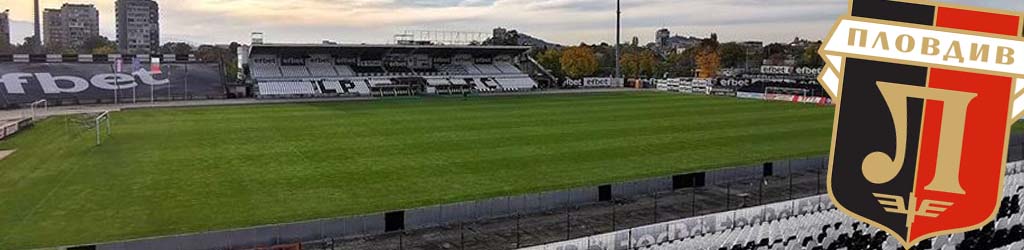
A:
<box><xmin>495</xmin><ymin>62</ymin><xmax>523</xmax><ymax>74</ymax></box>
<box><xmin>528</xmin><ymin>161</ymin><xmax>1024</xmax><ymax>250</ymax></box>
<box><xmin>335</xmin><ymin>65</ymin><xmax>356</xmax><ymax>76</ymax></box>
<box><xmin>258</xmin><ymin>81</ymin><xmax>319</xmax><ymax>96</ymax></box>
<box><xmin>280</xmin><ymin>66</ymin><xmax>312</xmax><ymax>77</ymax></box>
<box><xmin>249</xmin><ymin>52</ymin><xmax>538</xmax><ymax>96</ymax></box>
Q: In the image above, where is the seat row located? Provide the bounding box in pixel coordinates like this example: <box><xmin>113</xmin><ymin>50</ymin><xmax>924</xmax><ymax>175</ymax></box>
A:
<box><xmin>253</xmin><ymin>63</ymin><xmax>524</xmax><ymax>79</ymax></box>
<box><xmin>527</xmin><ymin>162</ymin><xmax>1024</xmax><ymax>250</ymax></box>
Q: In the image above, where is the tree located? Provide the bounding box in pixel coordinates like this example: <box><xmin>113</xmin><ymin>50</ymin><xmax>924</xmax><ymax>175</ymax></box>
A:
<box><xmin>763</xmin><ymin>43</ymin><xmax>790</xmax><ymax>65</ymax></box>
<box><xmin>15</xmin><ymin>36</ymin><xmax>41</xmax><ymax>54</ymax></box>
<box><xmin>535</xmin><ymin>48</ymin><xmax>563</xmax><ymax>78</ymax></box>
<box><xmin>160</xmin><ymin>42</ymin><xmax>194</xmax><ymax>54</ymax></box>
<box><xmin>560</xmin><ymin>46</ymin><xmax>599</xmax><ymax>79</ymax></box>
<box><xmin>718</xmin><ymin>42</ymin><xmax>747</xmax><ymax>69</ymax></box>
<box><xmin>798</xmin><ymin>43</ymin><xmax>825</xmax><ymax>67</ymax></box>
<box><xmin>195</xmin><ymin>43</ymin><xmax>242</xmax><ymax>82</ymax></box>
<box><xmin>665</xmin><ymin>49</ymin><xmax>696</xmax><ymax>77</ymax></box>
<box><xmin>695</xmin><ymin>39</ymin><xmax>721</xmax><ymax>78</ymax></box>
<box><xmin>91</xmin><ymin>45</ymin><xmax>117</xmax><ymax>54</ymax></box>
<box><xmin>620</xmin><ymin>50</ymin><xmax>658</xmax><ymax>78</ymax></box>
<box><xmin>79</xmin><ymin>35</ymin><xmax>116</xmax><ymax>54</ymax></box>
<box><xmin>44</xmin><ymin>42</ymin><xmax>67</xmax><ymax>54</ymax></box>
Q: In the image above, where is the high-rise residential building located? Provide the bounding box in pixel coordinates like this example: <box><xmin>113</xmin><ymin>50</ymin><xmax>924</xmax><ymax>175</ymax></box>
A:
<box><xmin>0</xmin><ymin>10</ymin><xmax>10</xmax><ymax>47</ymax></box>
<box><xmin>43</xmin><ymin>9</ymin><xmax>64</xmax><ymax>48</ymax></box>
<box><xmin>43</xmin><ymin>4</ymin><xmax>100</xmax><ymax>50</ymax></box>
<box><xmin>116</xmin><ymin>0</ymin><xmax>159</xmax><ymax>54</ymax></box>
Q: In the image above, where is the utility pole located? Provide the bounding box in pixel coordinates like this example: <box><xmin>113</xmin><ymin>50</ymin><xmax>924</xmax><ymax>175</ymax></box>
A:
<box><xmin>615</xmin><ymin>0</ymin><xmax>622</xmax><ymax>80</ymax></box>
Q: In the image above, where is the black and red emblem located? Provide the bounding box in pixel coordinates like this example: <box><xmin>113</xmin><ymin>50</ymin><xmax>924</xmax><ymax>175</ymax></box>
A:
<box><xmin>819</xmin><ymin>0</ymin><xmax>1024</xmax><ymax>247</ymax></box>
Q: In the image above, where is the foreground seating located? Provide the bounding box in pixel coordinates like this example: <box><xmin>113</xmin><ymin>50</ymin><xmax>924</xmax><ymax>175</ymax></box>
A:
<box><xmin>529</xmin><ymin>162</ymin><xmax>1024</xmax><ymax>250</ymax></box>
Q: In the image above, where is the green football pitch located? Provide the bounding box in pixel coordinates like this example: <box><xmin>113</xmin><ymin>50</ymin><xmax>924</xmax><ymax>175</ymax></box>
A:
<box><xmin>1</xmin><ymin>91</ymin><xmax>843</xmax><ymax>249</ymax></box>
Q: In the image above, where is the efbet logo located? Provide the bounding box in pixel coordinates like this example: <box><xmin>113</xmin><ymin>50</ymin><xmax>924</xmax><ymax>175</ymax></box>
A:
<box><xmin>0</xmin><ymin>69</ymin><xmax>170</xmax><ymax>95</ymax></box>
<box><xmin>817</xmin><ymin>0</ymin><xmax>1024</xmax><ymax>248</ymax></box>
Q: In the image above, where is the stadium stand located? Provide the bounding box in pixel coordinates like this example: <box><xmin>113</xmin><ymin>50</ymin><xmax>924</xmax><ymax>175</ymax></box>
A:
<box><xmin>496</xmin><ymin>77</ymin><xmax>538</xmax><ymax>91</ymax></box>
<box><xmin>335</xmin><ymin>65</ymin><xmax>356</xmax><ymax>76</ymax></box>
<box><xmin>257</xmin><ymin>81</ymin><xmax>319</xmax><ymax>96</ymax></box>
<box><xmin>528</xmin><ymin>162</ymin><xmax>1024</xmax><ymax>250</ymax></box>
<box><xmin>307</xmin><ymin>55</ymin><xmax>339</xmax><ymax>77</ymax></box>
<box><xmin>246</xmin><ymin>44</ymin><xmax>538</xmax><ymax>98</ymax></box>
<box><xmin>495</xmin><ymin>62</ymin><xmax>523</xmax><ymax>74</ymax></box>
<box><xmin>462</xmin><ymin>63</ymin><xmax>485</xmax><ymax>75</ymax></box>
<box><xmin>280</xmin><ymin>65</ymin><xmax>312</xmax><ymax>77</ymax></box>
<box><xmin>440</xmin><ymin>64</ymin><xmax>469</xmax><ymax>75</ymax></box>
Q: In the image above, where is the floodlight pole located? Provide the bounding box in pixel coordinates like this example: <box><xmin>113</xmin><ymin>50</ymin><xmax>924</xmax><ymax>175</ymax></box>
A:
<box><xmin>614</xmin><ymin>0</ymin><xmax>622</xmax><ymax>80</ymax></box>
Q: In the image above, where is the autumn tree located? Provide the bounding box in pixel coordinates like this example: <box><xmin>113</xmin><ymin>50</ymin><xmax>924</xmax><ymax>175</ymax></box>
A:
<box><xmin>620</xmin><ymin>50</ymin><xmax>658</xmax><ymax>78</ymax></box>
<box><xmin>560</xmin><ymin>46</ymin><xmax>599</xmax><ymax>79</ymax></box>
<box><xmin>695</xmin><ymin>39</ymin><xmax>721</xmax><ymax>78</ymax></box>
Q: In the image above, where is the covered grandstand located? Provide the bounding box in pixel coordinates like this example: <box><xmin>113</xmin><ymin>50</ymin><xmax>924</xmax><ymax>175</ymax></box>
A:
<box><xmin>243</xmin><ymin>44</ymin><xmax>540</xmax><ymax>98</ymax></box>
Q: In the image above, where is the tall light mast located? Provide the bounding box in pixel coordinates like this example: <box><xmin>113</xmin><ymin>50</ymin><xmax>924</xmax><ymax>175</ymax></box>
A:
<box><xmin>33</xmin><ymin>0</ymin><xmax>41</xmax><ymax>50</ymax></box>
<box><xmin>614</xmin><ymin>0</ymin><xmax>621</xmax><ymax>79</ymax></box>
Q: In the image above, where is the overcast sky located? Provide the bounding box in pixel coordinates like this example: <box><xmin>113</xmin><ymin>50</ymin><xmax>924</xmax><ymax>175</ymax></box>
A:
<box><xmin>2</xmin><ymin>0</ymin><xmax>1023</xmax><ymax>46</ymax></box>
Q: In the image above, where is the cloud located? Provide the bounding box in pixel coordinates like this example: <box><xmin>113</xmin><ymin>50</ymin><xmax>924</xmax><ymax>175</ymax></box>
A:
<box><xmin>0</xmin><ymin>0</ymin><xmax>1022</xmax><ymax>46</ymax></box>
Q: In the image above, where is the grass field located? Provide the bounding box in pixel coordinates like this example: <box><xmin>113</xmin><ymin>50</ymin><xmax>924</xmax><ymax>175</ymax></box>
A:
<box><xmin>0</xmin><ymin>91</ymin><xmax>843</xmax><ymax>249</ymax></box>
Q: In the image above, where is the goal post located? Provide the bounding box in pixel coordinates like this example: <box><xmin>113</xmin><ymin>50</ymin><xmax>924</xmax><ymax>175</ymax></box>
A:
<box><xmin>30</xmin><ymin>99</ymin><xmax>48</xmax><ymax>121</ymax></box>
<box><xmin>765</xmin><ymin>86</ymin><xmax>810</xmax><ymax>101</ymax></box>
<box><xmin>95</xmin><ymin>111</ymin><xmax>111</xmax><ymax>146</ymax></box>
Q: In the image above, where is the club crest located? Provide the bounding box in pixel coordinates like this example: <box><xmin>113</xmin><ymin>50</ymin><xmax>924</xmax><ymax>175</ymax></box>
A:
<box><xmin>818</xmin><ymin>0</ymin><xmax>1024</xmax><ymax>248</ymax></box>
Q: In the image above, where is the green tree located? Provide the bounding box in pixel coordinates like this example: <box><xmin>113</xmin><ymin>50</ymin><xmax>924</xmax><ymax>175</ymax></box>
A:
<box><xmin>196</xmin><ymin>43</ymin><xmax>242</xmax><ymax>82</ymax></box>
<box><xmin>15</xmin><ymin>36</ymin><xmax>41</xmax><ymax>53</ymax></box>
<box><xmin>79</xmin><ymin>36</ymin><xmax>116</xmax><ymax>54</ymax></box>
<box><xmin>798</xmin><ymin>43</ymin><xmax>825</xmax><ymax>67</ymax></box>
<box><xmin>560</xmin><ymin>46</ymin><xmax>599</xmax><ymax>79</ymax></box>
<box><xmin>44</xmin><ymin>42</ymin><xmax>67</xmax><ymax>54</ymax></box>
<box><xmin>160</xmin><ymin>42</ymin><xmax>194</xmax><ymax>54</ymax></box>
<box><xmin>91</xmin><ymin>45</ymin><xmax>117</xmax><ymax>54</ymax></box>
<box><xmin>535</xmin><ymin>48</ymin><xmax>563</xmax><ymax>78</ymax></box>
<box><xmin>718</xmin><ymin>42</ymin><xmax>747</xmax><ymax>68</ymax></box>
<box><xmin>763</xmin><ymin>43</ymin><xmax>790</xmax><ymax>65</ymax></box>
<box><xmin>665</xmin><ymin>49</ymin><xmax>696</xmax><ymax>77</ymax></box>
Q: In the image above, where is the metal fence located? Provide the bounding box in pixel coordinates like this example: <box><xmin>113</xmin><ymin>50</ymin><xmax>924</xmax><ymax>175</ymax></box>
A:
<box><xmin>91</xmin><ymin>134</ymin><xmax>1024</xmax><ymax>250</ymax></box>
<box><xmin>311</xmin><ymin>156</ymin><xmax>830</xmax><ymax>250</ymax></box>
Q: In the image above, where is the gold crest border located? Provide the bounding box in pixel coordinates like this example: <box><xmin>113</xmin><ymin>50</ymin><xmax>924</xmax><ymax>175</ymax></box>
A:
<box><xmin>817</xmin><ymin>0</ymin><xmax>1017</xmax><ymax>248</ymax></box>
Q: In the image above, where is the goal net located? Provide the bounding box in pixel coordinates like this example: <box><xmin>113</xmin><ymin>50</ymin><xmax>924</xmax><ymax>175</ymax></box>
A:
<box><xmin>94</xmin><ymin>112</ymin><xmax>111</xmax><ymax>145</ymax></box>
<box><xmin>63</xmin><ymin>111</ymin><xmax>111</xmax><ymax>145</ymax></box>
<box><xmin>30</xmin><ymin>99</ymin><xmax>47</xmax><ymax>121</ymax></box>
<box><xmin>765</xmin><ymin>87</ymin><xmax>810</xmax><ymax>101</ymax></box>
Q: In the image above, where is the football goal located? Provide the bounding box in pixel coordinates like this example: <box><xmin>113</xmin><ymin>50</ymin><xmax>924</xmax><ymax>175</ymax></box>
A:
<box><xmin>94</xmin><ymin>111</ymin><xmax>111</xmax><ymax>146</ymax></box>
<box><xmin>30</xmin><ymin>99</ymin><xmax>47</xmax><ymax>121</ymax></box>
<box><xmin>765</xmin><ymin>86</ymin><xmax>810</xmax><ymax>100</ymax></box>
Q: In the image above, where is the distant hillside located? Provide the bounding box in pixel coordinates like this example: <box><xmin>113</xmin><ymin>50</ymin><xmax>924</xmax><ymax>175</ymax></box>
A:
<box><xmin>484</xmin><ymin>28</ymin><xmax>561</xmax><ymax>50</ymax></box>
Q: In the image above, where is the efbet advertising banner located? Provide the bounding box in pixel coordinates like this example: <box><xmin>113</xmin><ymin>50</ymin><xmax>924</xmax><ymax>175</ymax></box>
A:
<box><xmin>818</xmin><ymin>0</ymin><xmax>1024</xmax><ymax>248</ymax></box>
<box><xmin>0</xmin><ymin>62</ymin><xmax>226</xmax><ymax>106</ymax></box>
